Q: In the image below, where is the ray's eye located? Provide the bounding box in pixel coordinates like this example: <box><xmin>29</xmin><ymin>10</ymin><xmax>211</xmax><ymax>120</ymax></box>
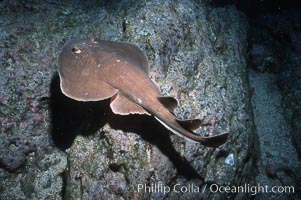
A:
<box><xmin>72</xmin><ymin>47</ymin><xmax>82</xmax><ymax>54</ymax></box>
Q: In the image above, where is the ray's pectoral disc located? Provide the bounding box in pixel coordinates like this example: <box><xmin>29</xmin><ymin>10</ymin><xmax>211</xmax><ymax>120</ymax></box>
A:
<box><xmin>58</xmin><ymin>39</ymin><xmax>119</xmax><ymax>101</ymax></box>
<box><xmin>57</xmin><ymin>38</ymin><xmax>229</xmax><ymax>147</ymax></box>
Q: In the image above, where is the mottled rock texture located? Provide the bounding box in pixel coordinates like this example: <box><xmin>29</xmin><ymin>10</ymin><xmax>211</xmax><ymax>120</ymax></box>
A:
<box><xmin>249</xmin><ymin>8</ymin><xmax>301</xmax><ymax>199</ymax></box>
<box><xmin>1</xmin><ymin>0</ymin><xmax>261</xmax><ymax>199</ymax></box>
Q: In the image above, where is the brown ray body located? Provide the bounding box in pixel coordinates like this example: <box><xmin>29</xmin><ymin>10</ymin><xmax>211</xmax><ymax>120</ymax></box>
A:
<box><xmin>58</xmin><ymin>38</ymin><xmax>229</xmax><ymax>147</ymax></box>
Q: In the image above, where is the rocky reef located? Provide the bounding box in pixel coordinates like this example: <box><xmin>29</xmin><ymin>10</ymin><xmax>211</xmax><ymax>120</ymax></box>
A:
<box><xmin>0</xmin><ymin>0</ymin><xmax>299</xmax><ymax>199</ymax></box>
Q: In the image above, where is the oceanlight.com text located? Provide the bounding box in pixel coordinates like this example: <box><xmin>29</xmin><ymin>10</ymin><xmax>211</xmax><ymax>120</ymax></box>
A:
<box><xmin>209</xmin><ymin>183</ymin><xmax>294</xmax><ymax>196</ymax></box>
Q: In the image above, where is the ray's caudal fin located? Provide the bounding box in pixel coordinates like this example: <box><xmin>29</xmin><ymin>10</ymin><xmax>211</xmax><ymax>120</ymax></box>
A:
<box><xmin>58</xmin><ymin>38</ymin><xmax>229</xmax><ymax>147</ymax></box>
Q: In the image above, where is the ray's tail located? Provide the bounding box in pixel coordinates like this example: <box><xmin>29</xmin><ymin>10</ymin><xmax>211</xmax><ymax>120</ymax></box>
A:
<box><xmin>155</xmin><ymin>117</ymin><xmax>229</xmax><ymax>148</ymax></box>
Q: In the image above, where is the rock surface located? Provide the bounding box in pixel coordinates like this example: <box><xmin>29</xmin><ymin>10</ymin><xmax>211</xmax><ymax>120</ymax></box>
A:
<box><xmin>3</xmin><ymin>0</ymin><xmax>299</xmax><ymax>199</ymax></box>
<box><xmin>249</xmin><ymin>8</ymin><xmax>301</xmax><ymax>199</ymax></box>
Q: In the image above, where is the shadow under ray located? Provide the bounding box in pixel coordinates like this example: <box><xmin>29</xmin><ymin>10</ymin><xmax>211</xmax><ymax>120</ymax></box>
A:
<box><xmin>49</xmin><ymin>73</ymin><xmax>201</xmax><ymax>178</ymax></box>
<box><xmin>107</xmin><ymin>113</ymin><xmax>201</xmax><ymax>179</ymax></box>
<box><xmin>49</xmin><ymin>73</ymin><xmax>110</xmax><ymax>150</ymax></box>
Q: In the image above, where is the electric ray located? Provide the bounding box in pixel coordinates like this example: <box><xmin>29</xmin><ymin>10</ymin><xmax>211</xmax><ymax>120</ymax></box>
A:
<box><xmin>58</xmin><ymin>38</ymin><xmax>229</xmax><ymax>147</ymax></box>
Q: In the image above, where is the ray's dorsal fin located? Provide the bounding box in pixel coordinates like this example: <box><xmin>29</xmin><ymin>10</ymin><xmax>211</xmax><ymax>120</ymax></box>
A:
<box><xmin>158</xmin><ymin>96</ymin><xmax>178</xmax><ymax>113</ymax></box>
<box><xmin>110</xmin><ymin>93</ymin><xmax>150</xmax><ymax>115</ymax></box>
<box><xmin>176</xmin><ymin>119</ymin><xmax>203</xmax><ymax>131</ymax></box>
